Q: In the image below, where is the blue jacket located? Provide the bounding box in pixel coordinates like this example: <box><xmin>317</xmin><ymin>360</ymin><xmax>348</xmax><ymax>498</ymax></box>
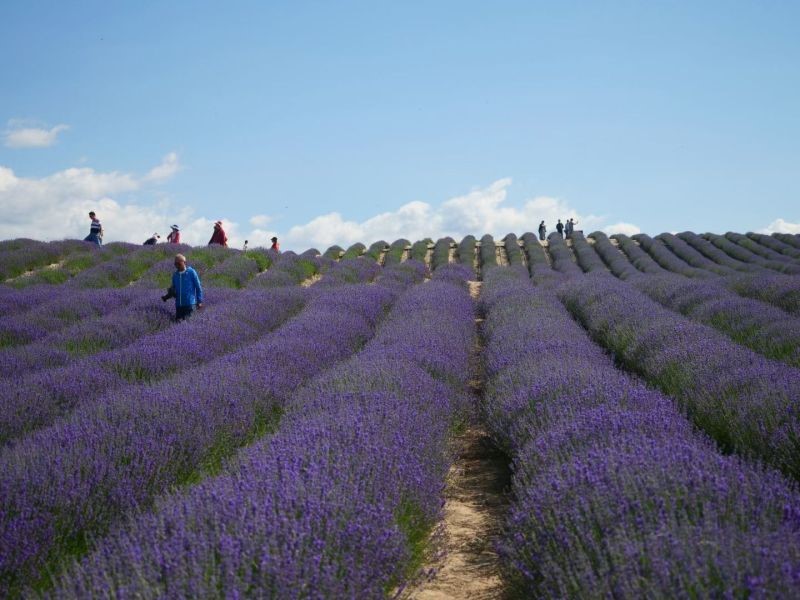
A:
<box><xmin>172</xmin><ymin>266</ymin><xmax>203</xmax><ymax>307</ymax></box>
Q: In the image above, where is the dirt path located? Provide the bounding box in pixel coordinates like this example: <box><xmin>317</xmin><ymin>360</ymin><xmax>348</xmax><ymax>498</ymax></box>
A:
<box><xmin>400</xmin><ymin>281</ymin><xmax>510</xmax><ymax>600</ymax></box>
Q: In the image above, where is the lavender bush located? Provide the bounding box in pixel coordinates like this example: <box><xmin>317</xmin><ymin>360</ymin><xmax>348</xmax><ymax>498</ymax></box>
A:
<box><xmin>611</xmin><ymin>233</ymin><xmax>666</xmax><ymax>274</ymax></box>
<box><xmin>569</xmin><ymin>232</ymin><xmax>608</xmax><ymax>273</ymax></box>
<box><xmin>675</xmin><ymin>230</ymin><xmax>761</xmax><ymax>273</ymax></box>
<box><xmin>546</xmin><ymin>232</ymin><xmax>582</xmax><ymax>276</ymax></box>
<box><xmin>384</xmin><ymin>238</ymin><xmax>410</xmax><ymax>265</ymax></box>
<box><xmin>656</xmin><ymin>232</ymin><xmax>736</xmax><ymax>275</ymax></box>
<box><xmin>431</xmin><ymin>236</ymin><xmax>454</xmax><ymax>270</ymax></box>
<box><xmin>587</xmin><ymin>231</ymin><xmax>640</xmax><ymax>279</ymax></box>
<box><xmin>703</xmin><ymin>232</ymin><xmax>798</xmax><ymax>274</ymax></box>
<box><xmin>559</xmin><ymin>274</ymin><xmax>800</xmax><ymax>480</ymax></box>
<box><xmin>725</xmin><ymin>272</ymin><xmax>800</xmax><ymax>315</ymax></box>
<box><xmin>480</xmin><ymin>234</ymin><xmax>497</xmax><ymax>269</ymax></box>
<box><xmin>342</xmin><ymin>241</ymin><xmax>366</xmax><ymax>259</ymax></box>
<box><xmin>633</xmin><ymin>233</ymin><xmax>715</xmax><ymax>278</ymax></box>
<box><xmin>746</xmin><ymin>232</ymin><xmax>800</xmax><ymax>259</ymax></box>
<box><xmin>631</xmin><ymin>273</ymin><xmax>800</xmax><ymax>366</ymax></box>
<box><xmin>457</xmin><ymin>235</ymin><xmax>477</xmax><ymax>272</ymax></box>
<box><xmin>520</xmin><ymin>232</ymin><xmax>559</xmax><ymax>284</ymax></box>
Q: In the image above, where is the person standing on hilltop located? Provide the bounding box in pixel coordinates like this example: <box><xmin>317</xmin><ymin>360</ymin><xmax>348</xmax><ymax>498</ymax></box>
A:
<box><xmin>538</xmin><ymin>220</ymin><xmax>547</xmax><ymax>241</ymax></box>
<box><xmin>84</xmin><ymin>211</ymin><xmax>103</xmax><ymax>245</ymax></box>
<box><xmin>270</xmin><ymin>236</ymin><xmax>280</xmax><ymax>253</ymax></box>
<box><xmin>566</xmin><ymin>218</ymin><xmax>578</xmax><ymax>239</ymax></box>
<box><xmin>162</xmin><ymin>253</ymin><xmax>203</xmax><ymax>321</ymax></box>
<box><xmin>167</xmin><ymin>225</ymin><xmax>181</xmax><ymax>244</ymax></box>
<box><xmin>556</xmin><ymin>219</ymin><xmax>564</xmax><ymax>239</ymax></box>
<box><xmin>208</xmin><ymin>221</ymin><xmax>228</xmax><ymax>247</ymax></box>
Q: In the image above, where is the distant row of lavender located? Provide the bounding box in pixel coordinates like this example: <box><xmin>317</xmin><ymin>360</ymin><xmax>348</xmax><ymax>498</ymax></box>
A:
<box><xmin>0</xmin><ymin>262</ymin><xmax>421</xmax><ymax>594</ymax></box>
<box><xmin>611</xmin><ymin>233</ymin><xmax>667</xmax><ymax>274</ymax></box>
<box><xmin>0</xmin><ymin>239</ymin><xmax>110</xmax><ymax>281</ymax></box>
<box><xmin>745</xmin><ymin>232</ymin><xmax>800</xmax><ymax>258</ymax></box>
<box><xmin>704</xmin><ymin>232</ymin><xmax>800</xmax><ymax>274</ymax></box>
<box><xmin>725</xmin><ymin>272</ymin><xmax>800</xmax><ymax>315</ymax></box>
<box><xmin>480</xmin><ymin>267</ymin><xmax>800</xmax><ymax>597</ymax></box>
<box><xmin>631</xmin><ymin>273</ymin><xmax>800</xmax><ymax>367</ymax></box>
<box><xmin>631</xmin><ymin>233</ymin><xmax>716</xmax><ymax>277</ymax></box>
<box><xmin>546</xmin><ymin>233</ymin><xmax>583</xmax><ymax>276</ymax></box>
<box><xmin>49</xmin><ymin>264</ymin><xmax>474</xmax><ymax>598</ymax></box>
<box><xmin>559</xmin><ymin>274</ymin><xmax>800</xmax><ymax>480</ymax></box>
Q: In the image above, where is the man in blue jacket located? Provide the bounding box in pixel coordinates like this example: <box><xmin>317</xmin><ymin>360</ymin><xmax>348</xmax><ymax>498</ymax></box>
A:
<box><xmin>162</xmin><ymin>253</ymin><xmax>203</xmax><ymax>321</ymax></box>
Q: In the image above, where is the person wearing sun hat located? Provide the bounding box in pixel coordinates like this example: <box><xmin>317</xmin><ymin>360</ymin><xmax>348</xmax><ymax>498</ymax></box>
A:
<box><xmin>167</xmin><ymin>224</ymin><xmax>181</xmax><ymax>244</ymax></box>
<box><xmin>208</xmin><ymin>220</ymin><xmax>228</xmax><ymax>247</ymax></box>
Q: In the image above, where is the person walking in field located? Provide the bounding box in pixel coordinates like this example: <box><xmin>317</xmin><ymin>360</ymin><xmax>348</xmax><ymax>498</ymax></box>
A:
<box><xmin>84</xmin><ymin>211</ymin><xmax>103</xmax><ymax>245</ymax></box>
<box><xmin>538</xmin><ymin>220</ymin><xmax>547</xmax><ymax>241</ymax></box>
<box><xmin>162</xmin><ymin>253</ymin><xmax>203</xmax><ymax>321</ymax></box>
<box><xmin>270</xmin><ymin>236</ymin><xmax>280</xmax><ymax>252</ymax></box>
<box><xmin>208</xmin><ymin>221</ymin><xmax>228</xmax><ymax>247</ymax></box>
<box><xmin>167</xmin><ymin>225</ymin><xmax>181</xmax><ymax>244</ymax></box>
<box><xmin>556</xmin><ymin>219</ymin><xmax>564</xmax><ymax>239</ymax></box>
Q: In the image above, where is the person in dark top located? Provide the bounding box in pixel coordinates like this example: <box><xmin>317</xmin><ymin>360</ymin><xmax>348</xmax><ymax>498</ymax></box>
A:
<box><xmin>566</xmin><ymin>218</ymin><xmax>577</xmax><ymax>239</ymax></box>
<box><xmin>143</xmin><ymin>233</ymin><xmax>160</xmax><ymax>245</ymax></box>
<box><xmin>84</xmin><ymin>211</ymin><xmax>103</xmax><ymax>245</ymax></box>
<box><xmin>556</xmin><ymin>219</ymin><xmax>564</xmax><ymax>239</ymax></box>
<box><xmin>538</xmin><ymin>220</ymin><xmax>547</xmax><ymax>241</ymax></box>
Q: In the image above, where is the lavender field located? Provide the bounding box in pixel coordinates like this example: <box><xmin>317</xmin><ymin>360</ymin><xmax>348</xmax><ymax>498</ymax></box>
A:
<box><xmin>1</xmin><ymin>232</ymin><xmax>800</xmax><ymax>598</ymax></box>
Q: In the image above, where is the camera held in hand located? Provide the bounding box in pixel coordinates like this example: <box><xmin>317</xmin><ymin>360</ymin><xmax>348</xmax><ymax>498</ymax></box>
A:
<box><xmin>161</xmin><ymin>286</ymin><xmax>175</xmax><ymax>302</ymax></box>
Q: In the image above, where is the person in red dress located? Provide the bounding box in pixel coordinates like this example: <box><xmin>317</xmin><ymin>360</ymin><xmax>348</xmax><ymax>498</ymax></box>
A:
<box><xmin>167</xmin><ymin>225</ymin><xmax>181</xmax><ymax>244</ymax></box>
<box><xmin>208</xmin><ymin>221</ymin><xmax>228</xmax><ymax>247</ymax></box>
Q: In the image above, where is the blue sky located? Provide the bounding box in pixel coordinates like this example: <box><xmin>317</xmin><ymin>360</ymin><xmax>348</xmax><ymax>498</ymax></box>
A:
<box><xmin>1</xmin><ymin>0</ymin><xmax>798</xmax><ymax>250</ymax></box>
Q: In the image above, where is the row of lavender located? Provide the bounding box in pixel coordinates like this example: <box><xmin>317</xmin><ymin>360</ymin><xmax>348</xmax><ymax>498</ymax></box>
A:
<box><xmin>481</xmin><ymin>267</ymin><xmax>800</xmax><ymax>597</ymax></box>
<box><xmin>0</xmin><ymin>258</ymin><xmax>414</xmax><ymax>594</ymax></box>
<box><xmin>43</xmin><ymin>263</ymin><xmax>475</xmax><ymax>597</ymax></box>
<box><xmin>5</xmin><ymin>228</ymin><xmax>797</xmax><ymax>293</ymax></box>
<box><xmin>569</xmin><ymin>232</ymin><xmax>800</xmax><ymax>367</ymax></box>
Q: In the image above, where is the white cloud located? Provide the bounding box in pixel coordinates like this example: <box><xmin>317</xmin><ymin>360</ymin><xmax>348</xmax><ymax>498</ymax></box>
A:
<box><xmin>249</xmin><ymin>214</ymin><xmax>272</xmax><ymax>228</ymax></box>
<box><xmin>0</xmin><ymin>153</ymin><xmax>186</xmax><ymax>242</ymax></box>
<box><xmin>603</xmin><ymin>222</ymin><xmax>641</xmax><ymax>236</ymax></box>
<box><xmin>4</xmin><ymin>120</ymin><xmax>69</xmax><ymax>148</ymax></box>
<box><xmin>0</xmin><ymin>166</ymin><xmax>641</xmax><ymax>252</ymax></box>
<box><xmin>285</xmin><ymin>178</ymin><xmax>611</xmax><ymax>250</ymax></box>
<box><xmin>143</xmin><ymin>152</ymin><xmax>180</xmax><ymax>182</ymax></box>
<box><xmin>758</xmin><ymin>218</ymin><xmax>800</xmax><ymax>234</ymax></box>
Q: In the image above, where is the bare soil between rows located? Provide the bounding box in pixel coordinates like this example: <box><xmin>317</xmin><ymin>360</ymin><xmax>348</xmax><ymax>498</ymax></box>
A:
<box><xmin>399</xmin><ymin>427</ymin><xmax>511</xmax><ymax>600</ymax></box>
<box><xmin>400</xmin><ymin>281</ymin><xmax>512</xmax><ymax>599</ymax></box>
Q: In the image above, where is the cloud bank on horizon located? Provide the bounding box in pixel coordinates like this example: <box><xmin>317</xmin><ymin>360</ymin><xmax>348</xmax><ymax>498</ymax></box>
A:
<box><xmin>0</xmin><ymin>154</ymin><xmax>797</xmax><ymax>251</ymax></box>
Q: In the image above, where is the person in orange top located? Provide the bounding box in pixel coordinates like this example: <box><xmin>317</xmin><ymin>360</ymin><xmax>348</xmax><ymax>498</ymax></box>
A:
<box><xmin>270</xmin><ymin>236</ymin><xmax>280</xmax><ymax>253</ymax></box>
<box><xmin>208</xmin><ymin>221</ymin><xmax>228</xmax><ymax>246</ymax></box>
